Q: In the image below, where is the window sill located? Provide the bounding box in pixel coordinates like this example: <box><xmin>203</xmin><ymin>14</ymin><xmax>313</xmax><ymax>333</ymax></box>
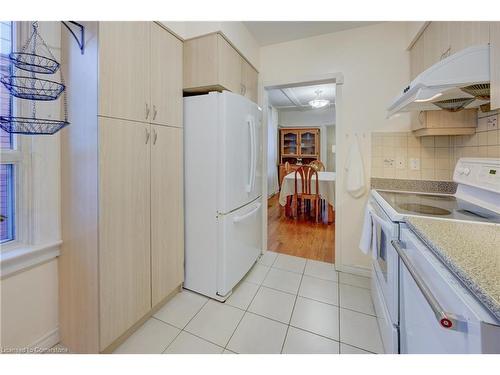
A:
<box><xmin>0</xmin><ymin>240</ymin><xmax>61</xmax><ymax>279</ymax></box>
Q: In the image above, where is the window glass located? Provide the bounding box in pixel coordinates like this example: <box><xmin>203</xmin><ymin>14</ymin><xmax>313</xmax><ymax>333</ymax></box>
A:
<box><xmin>1</xmin><ymin>21</ymin><xmax>13</xmax><ymax>149</ymax></box>
<box><xmin>0</xmin><ymin>21</ymin><xmax>15</xmax><ymax>243</ymax></box>
<box><xmin>0</xmin><ymin>164</ymin><xmax>14</xmax><ymax>243</ymax></box>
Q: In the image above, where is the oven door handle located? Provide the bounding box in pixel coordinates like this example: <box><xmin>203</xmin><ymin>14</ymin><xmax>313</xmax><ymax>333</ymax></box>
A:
<box><xmin>391</xmin><ymin>240</ymin><xmax>463</xmax><ymax>331</ymax></box>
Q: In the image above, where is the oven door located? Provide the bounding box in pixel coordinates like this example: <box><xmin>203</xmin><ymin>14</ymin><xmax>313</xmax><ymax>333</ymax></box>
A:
<box><xmin>368</xmin><ymin>198</ymin><xmax>399</xmax><ymax>325</ymax></box>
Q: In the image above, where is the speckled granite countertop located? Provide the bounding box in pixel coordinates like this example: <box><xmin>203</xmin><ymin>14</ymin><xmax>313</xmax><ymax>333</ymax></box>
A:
<box><xmin>406</xmin><ymin>217</ymin><xmax>500</xmax><ymax>321</ymax></box>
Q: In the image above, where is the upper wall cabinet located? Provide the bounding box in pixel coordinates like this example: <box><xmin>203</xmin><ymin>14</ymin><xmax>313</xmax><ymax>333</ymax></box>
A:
<box><xmin>99</xmin><ymin>22</ymin><xmax>151</xmax><ymax>123</ymax></box>
<box><xmin>99</xmin><ymin>22</ymin><xmax>183</xmax><ymax>127</ymax></box>
<box><xmin>409</xmin><ymin>21</ymin><xmax>500</xmax><ymax>112</ymax></box>
<box><xmin>491</xmin><ymin>23</ymin><xmax>500</xmax><ymax>110</ymax></box>
<box><xmin>183</xmin><ymin>33</ymin><xmax>259</xmax><ymax>103</ymax></box>
<box><xmin>151</xmin><ymin>23</ymin><xmax>183</xmax><ymax>127</ymax></box>
<box><xmin>410</xmin><ymin>22</ymin><xmax>491</xmax><ymax>80</ymax></box>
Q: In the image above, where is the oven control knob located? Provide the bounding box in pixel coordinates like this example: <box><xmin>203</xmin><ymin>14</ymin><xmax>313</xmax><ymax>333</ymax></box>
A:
<box><xmin>457</xmin><ymin>167</ymin><xmax>465</xmax><ymax>175</ymax></box>
<box><xmin>463</xmin><ymin>167</ymin><xmax>471</xmax><ymax>176</ymax></box>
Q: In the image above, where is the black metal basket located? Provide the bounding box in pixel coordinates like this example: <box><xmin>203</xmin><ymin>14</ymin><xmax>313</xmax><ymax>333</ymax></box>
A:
<box><xmin>0</xmin><ymin>75</ymin><xmax>65</xmax><ymax>101</ymax></box>
<box><xmin>9</xmin><ymin>52</ymin><xmax>60</xmax><ymax>74</ymax></box>
<box><xmin>9</xmin><ymin>22</ymin><xmax>60</xmax><ymax>74</ymax></box>
<box><xmin>0</xmin><ymin>116</ymin><xmax>69</xmax><ymax>135</ymax></box>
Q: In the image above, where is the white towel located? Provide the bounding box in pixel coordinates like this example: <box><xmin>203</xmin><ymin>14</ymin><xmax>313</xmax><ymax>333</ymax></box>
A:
<box><xmin>359</xmin><ymin>203</ymin><xmax>373</xmax><ymax>254</ymax></box>
<box><xmin>345</xmin><ymin>136</ymin><xmax>365</xmax><ymax>198</ymax></box>
<box><xmin>359</xmin><ymin>203</ymin><xmax>378</xmax><ymax>259</ymax></box>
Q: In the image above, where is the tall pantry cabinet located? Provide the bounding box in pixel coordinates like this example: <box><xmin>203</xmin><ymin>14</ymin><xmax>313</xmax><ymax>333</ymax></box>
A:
<box><xmin>60</xmin><ymin>22</ymin><xmax>184</xmax><ymax>353</ymax></box>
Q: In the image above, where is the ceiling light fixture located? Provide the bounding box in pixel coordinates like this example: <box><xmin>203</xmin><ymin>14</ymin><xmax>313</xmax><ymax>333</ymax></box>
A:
<box><xmin>309</xmin><ymin>89</ymin><xmax>330</xmax><ymax>109</ymax></box>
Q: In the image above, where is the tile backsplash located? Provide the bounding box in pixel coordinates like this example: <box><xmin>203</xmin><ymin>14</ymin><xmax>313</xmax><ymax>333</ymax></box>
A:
<box><xmin>372</xmin><ymin>112</ymin><xmax>499</xmax><ymax>182</ymax></box>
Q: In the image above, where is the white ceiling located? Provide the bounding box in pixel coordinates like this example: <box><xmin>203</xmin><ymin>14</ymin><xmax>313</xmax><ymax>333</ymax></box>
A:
<box><xmin>243</xmin><ymin>21</ymin><xmax>382</xmax><ymax>46</ymax></box>
<box><xmin>267</xmin><ymin>83</ymin><xmax>335</xmax><ymax>110</ymax></box>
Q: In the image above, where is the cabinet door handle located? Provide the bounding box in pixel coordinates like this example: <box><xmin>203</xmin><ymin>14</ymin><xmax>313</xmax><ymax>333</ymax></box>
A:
<box><xmin>440</xmin><ymin>46</ymin><xmax>451</xmax><ymax>61</ymax></box>
<box><xmin>153</xmin><ymin>105</ymin><xmax>157</xmax><ymax>121</ymax></box>
<box><xmin>153</xmin><ymin>128</ymin><xmax>158</xmax><ymax>145</ymax></box>
<box><xmin>145</xmin><ymin>128</ymin><xmax>150</xmax><ymax>144</ymax></box>
<box><xmin>145</xmin><ymin>103</ymin><xmax>150</xmax><ymax>120</ymax></box>
<box><xmin>241</xmin><ymin>84</ymin><xmax>246</xmax><ymax>95</ymax></box>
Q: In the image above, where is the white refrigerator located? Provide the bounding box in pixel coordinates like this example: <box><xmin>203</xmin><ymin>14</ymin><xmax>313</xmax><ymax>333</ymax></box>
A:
<box><xmin>184</xmin><ymin>91</ymin><xmax>263</xmax><ymax>301</ymax></box>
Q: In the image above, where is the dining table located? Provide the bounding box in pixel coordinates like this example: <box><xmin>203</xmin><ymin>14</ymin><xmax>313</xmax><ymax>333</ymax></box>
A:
<box><xmin>279</xmin><ymin>171</ymin><xmax>336</xmax><ymax>223</ymax></box>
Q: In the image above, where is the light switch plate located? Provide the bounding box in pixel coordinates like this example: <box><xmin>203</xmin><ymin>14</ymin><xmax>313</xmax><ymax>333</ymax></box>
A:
<box><xmin>410</xmin><ymin>158</ymin><xmax>420</xmax><ymax>170</ymax></box>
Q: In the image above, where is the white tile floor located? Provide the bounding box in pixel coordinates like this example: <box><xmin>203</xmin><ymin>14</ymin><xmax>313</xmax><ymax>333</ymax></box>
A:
<box><xmin>114</xmin><ymin>251</ymin><xmax>383</xmax><ymax>354</ymax></box>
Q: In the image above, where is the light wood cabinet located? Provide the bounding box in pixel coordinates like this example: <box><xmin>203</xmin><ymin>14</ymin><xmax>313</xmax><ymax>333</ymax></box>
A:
<box><xmin>151</xmin><ymin>125</ymin><xmax>184</xmax><ymax>306</ymax></box>
<box><xmin>411</xmin><ymin>22</ymin><xmax>493</xmax><ymax>79</ymax></box>
<box><xmin>183</xmin><ymin>33</ymin><xmax>259</xmax><ymax>103</ymax></box>
<box><xmin>241</xmin><ymin>61</ymin><xmax>259</xmax><ymax>103</ymax></box>
<box><xmin>99</xmin><ymin>118</ymin><xmax>152</xmax><ymax>348</ymax></box>
<box><xmin>99</xmin><ymin>22</ymin><xmax>151</xmax><ymax>123</ymax></box>
<box><xmin>99</xmin><ymin>22</ymin><xmax>182</xmax><ymax>127</ymax></box>
<box><xmin>60</xmin><ymin>22</ymin><xmax>184</xmax><ymax>353</ymax></box>
<box><xmin>218</xmin><ymin>35</ymin><xmax>243</xmax><ymax>94</ymax></box>
<box><xmin>411</xmin><ymin>109</ymin><xmax>477</xmax><ymax>137</ymax></box>
<box><xmin>151</xmin><ymin>23</ymin><xmax>183</xmax><ymax>127</ymax></box>
<box><xmin>491</xmin><ymin>22</ymin><xmax>500</xmax><ymax>110</ymax></box>
<box><xmin>408</xmin><ymin>22</ymin><xmax>500</xmax><ymax>133</ymax></box>
<box><xmin>410</xmin><ymin>33</ymin><xmax>425</xmax><ymax>80</ymax></box>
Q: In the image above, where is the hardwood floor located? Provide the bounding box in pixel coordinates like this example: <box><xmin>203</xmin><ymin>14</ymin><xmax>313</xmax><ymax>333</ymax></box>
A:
<box><xmin>267</xmin><ymin>195</ymin><xmax>335</xmax><ymax>264</ymax></box>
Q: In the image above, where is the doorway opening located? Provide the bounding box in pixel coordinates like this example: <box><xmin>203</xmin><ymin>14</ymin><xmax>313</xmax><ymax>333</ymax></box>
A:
<box><xmin>265</xmin><ymin>81</ymin><xmax>337</xmax><ymax>263</ymax></box>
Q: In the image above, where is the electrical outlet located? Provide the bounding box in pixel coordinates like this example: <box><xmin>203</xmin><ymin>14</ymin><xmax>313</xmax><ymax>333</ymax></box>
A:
<box><xmin>396</xmin><ymin>156</ymin><xmax>406</xmax><ymax>170</ymax></box>
<box><xmin>487</xmin><ymin>116</ymin><xmax>498</xmax><ymax>130</ymax></box>
<box><xmin>410</xmin><ymin>158</ymin><xmax>420</xmax><ymax>170</ymax></box>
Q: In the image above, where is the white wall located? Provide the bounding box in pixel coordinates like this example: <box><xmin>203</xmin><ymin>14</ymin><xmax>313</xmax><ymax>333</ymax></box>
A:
<box><xmin>0</xmin><ymin>259</ymin><xmax>59</xmax><ymax>352</ymax></box>
<box><xmin>0</xmin><ymin>21</ymin><xmax>61</xmax><ymax>351</ymax></box>
<box><xmin>326</xmin><ymin>126</ymin><xmax>336</xmax><ymax>172</ymax></box>
<box><xmin>260</xmin><ymin>22</ymin><xmax>410</xmax><ymax>273</ymax></box>
<box><xmin>278</xmin><ymin>106</ymin><xmax>335</xmax><ymax>127</ymax></box>
<box><xmin>160</xmin><ymin>21</ymin><xmax>260</xmax><ymax>69</ymax></box>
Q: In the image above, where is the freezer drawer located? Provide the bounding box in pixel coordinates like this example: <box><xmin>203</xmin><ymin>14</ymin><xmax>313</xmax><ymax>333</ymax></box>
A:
<box><xmin>217</xmin><ymin>199</ymin><xmax>262</xmax><ymax>297</ymax></box>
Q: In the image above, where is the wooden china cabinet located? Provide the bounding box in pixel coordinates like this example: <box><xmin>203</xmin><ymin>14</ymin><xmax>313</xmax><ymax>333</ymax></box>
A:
<box><xmin>278</xmin><ymin>127</ymin><xmax>320</xmax><ymax>187</ymax></box>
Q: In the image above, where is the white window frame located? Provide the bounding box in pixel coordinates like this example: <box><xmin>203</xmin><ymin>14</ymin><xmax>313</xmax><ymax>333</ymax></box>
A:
<box><xmin>1</xmin><ymin>21</ymin><xmax>34</xmax><ymax>252</ymax></box>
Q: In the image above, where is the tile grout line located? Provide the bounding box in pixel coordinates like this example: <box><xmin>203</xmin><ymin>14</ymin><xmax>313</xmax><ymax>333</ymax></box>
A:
<box><xmin>160</xmin><ymin>293</ymin><xmax>211</xmax><ymax>353</ymax></box>
<box><xmin>223</xmin><ymin>272</ymin><xmax>269</xmax><ymax>353</ymax></box>
<box><xmin>279</xmin><ymin>263</ymin><xmax>305</xmax><ymax>354</ymax></box>
<box><xmin>337</xmin><ymin>272</ymin><xmax>341</xmax><ymax>354</ymax></box>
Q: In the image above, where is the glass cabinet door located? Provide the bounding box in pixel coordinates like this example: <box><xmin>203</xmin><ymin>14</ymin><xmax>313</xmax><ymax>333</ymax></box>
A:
<box><xmin>299</xmin><ymin>130</ymin><xmax>318</xmax><ymax>156</ymax></box>
<box><xmin>282</xmin><ymin>131</ymin><xmax>298</xmax><ymax>155</ymax></box>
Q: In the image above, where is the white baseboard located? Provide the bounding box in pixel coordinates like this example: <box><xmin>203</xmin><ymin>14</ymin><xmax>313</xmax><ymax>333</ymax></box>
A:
<box><xmin>336</xmin><ymin>264</ymin><xmax>371</xmax><ymax>278</ymax></box>
<box><xmin>29</xmin><ymin>327</ymin><xmax>59</xmax><ymax>353</ymax></box>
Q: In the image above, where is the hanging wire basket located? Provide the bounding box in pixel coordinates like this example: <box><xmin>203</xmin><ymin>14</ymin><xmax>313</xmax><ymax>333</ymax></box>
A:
<box><xmin>9</xmin><ymin>52</ymin><xmax>60</xmax><ymax>74</ymax></box>
<box><xmin>0</xmin><ymin>75</ymin><xmax>65</xmax><ymax>101</ymax></box>
<box><xmin>0</xmin><ymin>21</ymin><xmax>71</xmax><ymax>135</ymax></box>
<box><xmin>9</xmin><ymin>22</ymin><xmax>60</xmax><ymax>74</ymax></box>
<box><xmin>0</xmin><ymin>116</ymin><xmax>69</xmax><ymax>135</ymax></box>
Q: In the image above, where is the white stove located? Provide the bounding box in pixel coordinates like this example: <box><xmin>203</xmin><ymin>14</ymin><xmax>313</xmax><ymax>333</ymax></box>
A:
<box><xmin>367</xmin><ymin>158</ymin><xmax>500</xmax><ymax>354</ymax></box>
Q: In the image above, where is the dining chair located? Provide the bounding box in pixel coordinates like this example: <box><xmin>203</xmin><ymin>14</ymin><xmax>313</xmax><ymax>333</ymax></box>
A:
<box><xmin>309</xmin><ymin>160</ymin><xmax>326</xmax><ymax>172</ymax></box>
<box><xmin>284</xmin><ymin>161</ymin><xmax>292</xmax><ymax>174</ymax></box>
<box><xmin>293</xmin><ymin>165</ymin><xmax>320</xmax><ymax>222</ymax></box>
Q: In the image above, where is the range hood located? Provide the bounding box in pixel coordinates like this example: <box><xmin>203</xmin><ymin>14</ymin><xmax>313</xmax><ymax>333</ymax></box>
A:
<box><xmin>387</xmin><ymin>45</ymin><xmax>490</xmax><ymax>117</ymax></box>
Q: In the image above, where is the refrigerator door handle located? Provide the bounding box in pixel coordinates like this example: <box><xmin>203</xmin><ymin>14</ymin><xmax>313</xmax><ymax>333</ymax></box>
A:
<box><xmin>246</xmin><ymin>117</ymin><xmax>256</xmax><ymax>193</ymax></box>
<box><xmin>251</xmin><ymin>117</ymin><xmax>257</xmax><ymax>192</ymax></box>
<box><xmin>233</xmin><ymin>203</ymin><xmax>261</xmax><ymax>223</ymax></box>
